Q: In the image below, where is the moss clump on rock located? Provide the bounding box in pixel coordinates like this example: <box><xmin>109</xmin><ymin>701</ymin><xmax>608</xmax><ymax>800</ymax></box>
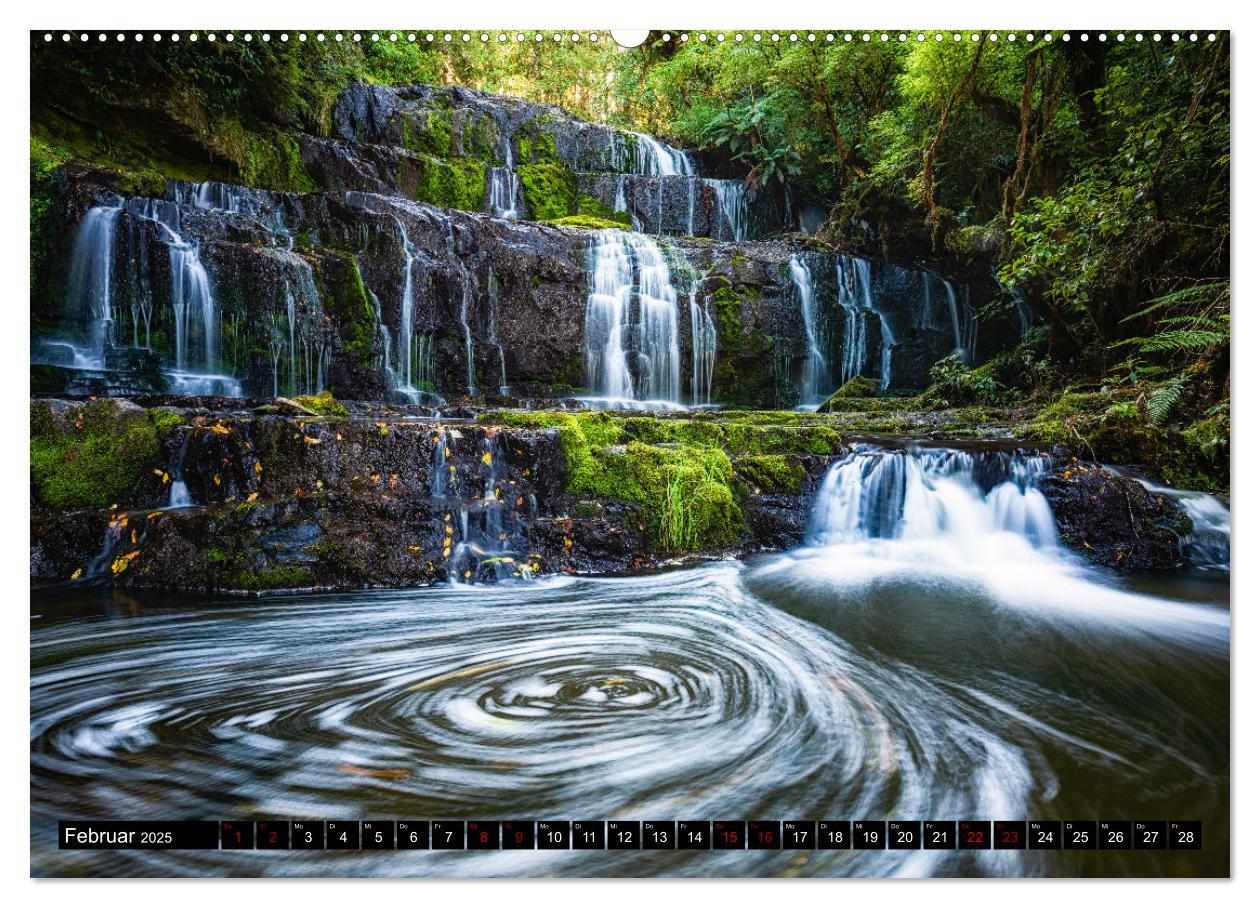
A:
<box><xmin>317</xmin><ymin>253</ymin><xmax>377</xmax><ymax>369</ymax></box>
<box><xmin>734</xmin><ymin>454</ymin><xmax>807</xmax><ymax>495</ymax></box>
<box><xmin>292</xmin><ymin>390</ymin><xmax>350</xmax><ymax>417</ymax></box>
<box><xmin>30</xmin><ymin>400</ymin><xmax>164</xmax><ymax>509</ymax></box>
<box><xmin>518</xmin><ymin>163</ymin><xmax>576</xmax><ymax>220</ymax></box>
<box><xmin>478</xmin><ymin>410</ymin><xmax>741</xmax><ymax>552</ymax></box>
<box><xmin>412</xmin><ymin>154</ymin><xmax>487</xmax><ymax>211</ymax></box>
<box><xmin>545</xmin><ymin>214</ymin><xmax>631</xmax><ymax>231</ymax></box>
<box><xmin>821</xmin><ymin>376</ymin><xmax>881</xmax><ymax>409</ymax></box>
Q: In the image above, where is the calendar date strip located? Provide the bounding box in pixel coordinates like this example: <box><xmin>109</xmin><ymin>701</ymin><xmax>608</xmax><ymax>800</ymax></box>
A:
<box><xmin>59</xmin><ymin>819</ymin><xmax>1203</xmax><ymax>851</ymax></box>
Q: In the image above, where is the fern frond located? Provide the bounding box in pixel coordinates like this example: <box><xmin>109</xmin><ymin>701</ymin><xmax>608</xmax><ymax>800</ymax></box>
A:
<box><xmin>1147</xmin><ymin>375</ymin><xmax>1187</xmax><ymax>425</ymax></box>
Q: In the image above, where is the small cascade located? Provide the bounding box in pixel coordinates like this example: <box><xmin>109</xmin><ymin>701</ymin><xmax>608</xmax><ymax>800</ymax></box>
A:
<box><xmin>60</xmin><ymin>206</ymin><xmax>122</xmax><ymax>369</ymax></box>
<box><xmin>583</xmin><ymin>230</ymin><xmax>635</xmax><ymax>400</ymax></box>
<box><xmin>263</xmin><ymin>252</ymin><xmax>328</xmax><ymax>398</ymax></box>
<box><xmin>703</xmin><ymin>178</ymin><xmax>748</xmax><ymax>242</ymax></box>
<box><xmin>688</xmin><ymin>280</ymin><xmax>717</xmax><ymax>406</ymax></box>
<box><xmin>447</xmin><ymin>433</ymin><xmax>525</xmax><ymax>584</ymax></box>
<box><xmin>84</xmin><ymin>514</ymin><xmax>129</xmax><ymax>580</ymax></box>
<box><xmin>582</xmin><ymin>230</ymin><xmax>682</xmax><ymax>406</ymax></box>
<box><xmin>807</xmin><ymin>445</ymin><xmax>1058</xmax><ymax>550</ymax></box>
<box><xmin>1110</xmin><ymin>470</ymin><xmax>1231</xmax><ymax>571</ymax></box>
<box><xmin>431</xmin><ymin>428</ymin><xmax>451</xmax><ymax>498</ymax></box>
<box><xmin>790</xmin><ymin>254</ymin><xmax>830</xmax><ymax>408</ymax></box>
<box><xmin>165</xmin><ymin>427</ymin><xmax>194</xmax><ymax>509</ymax></box>
<box><xmin>940</xmin><ymin>277</ymin><xmax>978</xmax><ymax>365</ymax></box>
<box><xmin>486</xmin><ymin>266</ymin><xmax>510</xmax><ymax>395</ymax></box>
<box><xmin>488</xmin><ymin>136</ymin><xmax>520</xmax><ymax>220</ymax></box>
<box><xmin>632</xmin><ymin>133</ymin><xmax>693</xmax><ymax>176</ymax></box>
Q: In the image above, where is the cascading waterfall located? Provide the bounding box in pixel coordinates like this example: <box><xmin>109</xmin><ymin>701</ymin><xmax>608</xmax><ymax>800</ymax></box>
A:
<box><xmin>688</xmin><ymin>280</ymin><xmax>716</xmax><ymax>406</ymax></box>
<box><xmin>630</xmin><ymin>236</ymin><xmax>681</xmax><ymax>402</ymax></box>
<box><xmin>940</xmin><ymin>277</ymin><xmax>978</xmax><ymax>365</ymax></box>
<box><xmin>488</xmin><ymin>136</ymin><xmax>520</xmax><ymax>220</ymax></box>
<box><xmin>836</xmin><ymin>256</ymin><xmax>896</xmax><ymax>390</ymax></box>
<box><xmin>53</xmin><ymin>199</ymin><xmax>242</xmax><ymax>395</ymax></box>
<box><xmin>443</xmin><ymin>223</ymin><xmax>477</xmax><ymax>396</ymax></box>
<box><xmin>582</xmin><ymin>230</ymin><xmax>682</xmax><ymax>405</ymax></box>
<box><xmin>806</xmin><ymin>445</ymin><xmax>1058</xmax><ymax>549</ymax></box>
<box><xmin>59</xmin><ymin>206</ymin><xmax>121</xmax><ymax>369</ymax></box>
<box><xmin>1107</xmin><ymin>468</ymin><xmax>1231</xmax><ymax>571</ymax></box>
<box><xmin>583</xmin><ymin>231</ymin><xmax>635</xmax><ymax>400</ymax></box>
<box><xmin>632</xmin><ymin>133</ymin><xmax>693</xmax><ymax>176</ymax></box>
<box><xmin>790</xmin><ymin>254</ymin><xmax>830</xmax><ymax>408</ymax></box>
<box><xmin>703</xmin><ymin>178</ymin><xmax>748</xmax><ymax>242</ymax></box>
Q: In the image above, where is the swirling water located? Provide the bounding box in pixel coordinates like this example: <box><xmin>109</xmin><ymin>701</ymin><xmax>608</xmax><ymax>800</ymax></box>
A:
<box><xmin>30</xmin><ymin>449</ymin><xmax>1228</xmax><ymax>878</ymax></box>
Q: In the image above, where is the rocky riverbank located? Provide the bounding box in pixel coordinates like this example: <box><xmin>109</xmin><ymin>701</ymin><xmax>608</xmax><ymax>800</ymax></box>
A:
<box><xmin>30</xmin><ymin>396</ymin><xmax>1201</xmax><ymax>594</ymax></box>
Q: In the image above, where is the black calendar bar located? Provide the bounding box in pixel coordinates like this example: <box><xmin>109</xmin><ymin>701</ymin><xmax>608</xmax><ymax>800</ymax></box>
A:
<box><xmin>55</xmin><ymin>819</ymin><xmax>1205</xmax><ymax>850</ymax></box>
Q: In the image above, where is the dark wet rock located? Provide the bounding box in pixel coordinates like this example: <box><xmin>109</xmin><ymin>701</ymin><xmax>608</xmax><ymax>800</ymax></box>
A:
<box><xmin>1040</xmin><ymin>458</ymin><xmax>1193</xmax><ymax>571</ymax></box>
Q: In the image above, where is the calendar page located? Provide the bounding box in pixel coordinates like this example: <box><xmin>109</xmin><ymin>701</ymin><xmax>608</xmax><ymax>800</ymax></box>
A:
<box><xmin>29</xmin><ymin>26</ymin><xmax>1230</xmax><ymax>880</ymax></box>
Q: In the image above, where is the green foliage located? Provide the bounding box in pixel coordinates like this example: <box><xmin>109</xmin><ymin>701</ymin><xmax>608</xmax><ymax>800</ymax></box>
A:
<box><xmin>733</xmin><ymin>454</ymin><xmax>806</xmax><ymax>495</ymax></box>
<box><xmin>924</xmin><ymin>354</ymin><xmax>1006</xmax><ymax>406</ymax></box>
<box><xmin>821</xmin><ymin>376</ymin><xmax>880</xmax><ymax>410</ymax></box>
<box><xmin>30</xmin><ymin>401</ymin><xmax>163</xmax><ymax>509</ymax></box>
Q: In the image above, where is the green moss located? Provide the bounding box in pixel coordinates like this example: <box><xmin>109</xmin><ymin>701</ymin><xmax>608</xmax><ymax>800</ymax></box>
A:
<box><xmin>710</xmin><ymin>282</ymin><xmax>778</xmax><ymax>408</ymax></box>
<box><xmin>30</xmin><ymin>138</ymin><xmax>67</xmax><ymax>308</ymax></box>
<box><xmin>575</xmin><ymin>194</ymin><xmax>631</xmax><ymax>225</ymax></box>
<box><xmin>734</xmin><ymin>454</ymin><xmax>806</xmax><ymax>495</ymax></box>
<box><xmin>241</xmin><ymin>131</ymin><xmax>316</xmax><ymax>193</ymax></box>
<box><xmin>515</xmin><ymin>122</ymin><xmax>559</xmax><ymax>164</ymax></box>
<box><xmin>412</xmin><ymin>153</ymin><xmax>486</xmax><ymax>211</ymax></box>
<box><xmin>317</xmin><ymin>253</ymin><xmax>377</xmax><ymax>369</ymax></box>
<box><xmin>293</xmin><ymin>390</ymin><xmax>350</xmax><ymax>417</ymax></box>
<box><xmin>822</xmin><ymin>376</ymin><xmax>881</xmax><ymax>409</ymax></box>
<box><xmin>30</xmin><ymin>400</ymin><xmax>161</xmax><ymax>508</ymax></box>
<box><xmin>545</xmin><ymin>214</ymin><xmax>630</xmax><ymax>231</ymax></box>
<box><xmin>401</xmin><ymin>107</ymin><xmax>455</xmax><ymax>157</ymax></box>
<box><xmin>147</xmin><ymin>407</ymin><xmax>186</xmax><ymax>438</ymax></box>
<box><xmin>225</xmin><ymin>566</ymin><xmax>317</xmax><ymax>591</ymax></box>
<box><xmin>518</xmin><ymin>163</ymin><xmax>576</xmax><ymax>220</ymax></box>
<box><xmin>548</xmin><ymin>354</ymin><xmax>586</xmax><ymax>391</ymax></box>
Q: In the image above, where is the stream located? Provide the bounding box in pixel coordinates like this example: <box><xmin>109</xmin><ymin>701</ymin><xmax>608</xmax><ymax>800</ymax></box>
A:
<box><xmin>30</xmin><ymin>448</ymin><xmax>1229</xmax><ymax>878</ymax></box>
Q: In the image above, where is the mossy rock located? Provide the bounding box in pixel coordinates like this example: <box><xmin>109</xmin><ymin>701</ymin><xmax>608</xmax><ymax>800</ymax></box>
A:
<box><xmin>316</xmin><ymin>252</ymin><xmax>377</xmax><ymax>369</ymax></box>
<box><xmin>734</xmin><ymin>455</ymin><xmax>807</xmax><ymax>495</ymax></box>
<box><xmin>411</xmin><ymin>154</ymin><xmax>487</xmax><ymax>211</ymax></box>
<box><xmin>518</xmin><ymin>163</ymin><xmax>576</xmax><ymax>220</ymax></box>
<box><xmin>545</xmin><ymin>214</ymin><xmax>630</xmax><ymax>232</ymax></box>
<box><xmin>821</xmin><ymin>376</ymin><xmax>881</xmax><ymax>409</ymax></box>
<box><xmin>30</xmin><ymin>400</ymin><xmax>164</xmax><ymax>509</ymax></box>
<box><xmin>292</xmin><ymin>391</ymin><xmax>349</xmax><ymax>417</ymax></box>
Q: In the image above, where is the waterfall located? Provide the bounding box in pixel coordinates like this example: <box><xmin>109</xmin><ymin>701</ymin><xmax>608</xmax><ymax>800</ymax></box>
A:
<box><xmin>166</xmin><ymin>427</ymin><xmax>193</xmax><ymax>508</ymax></box>
<box><xmin>582</xmin><ymin>230</ymin><xmax>682</xmax><ymax>405</ymax></box>
<box><xmin>1108</xmin><ymin>469</ymin><xmax>1231</xmax><ymax>572</ymax></box>
<box><xmin>790</xmin><ymin>254</ymin><xmax>830</xmax><ymax>408</ymax></box>
<box><xmin>632</xmin><ymin>133</ymin><xmax>693</xmax><ymax>176</ymax></box>
<box><xmin>488</xmin><ymin>135</ymin><xmax>520</xmax><ymax>220</ymax></box>
<box><xmin>583</xmin><ymin>231</ymin><xmax>635</xmax><ymax>400</ymax></box>
<box><xmin>443</xmin><ymin>223</ymin><xmax>477</xmax><ymax>396</ymax></box>
<box><xmin>837</xmin><ymin>256</ymin><xmax>896</xmax><ymax>390</ymax></box>
<box><xmin>703</xmin><ymin>178</ymin><xmax>748</xmax><ymax>242</ymax></box>
<box><xmin>807</xmin><ymin>446</ymin><xmax>1058</xmax><ymax>549</ymax></box>
<box><xmin>486</xmin><ymin>266</ymin><xmax>509</xmax><ymax>395</ymax></box>
<box><xmin>689</xmin><ymin>280</ymin><xmax>716</xmax><ymax>406</ymax></box>
<box><xmin>940</xmin><ymin>277</ymin><xmax>978</xmax><ymax>365</ymax></box>
<box><xmin>61</xmin><ymin>206</ymin><xmax>121</xmax><ymax>369</ymax></box>
<box><xmin>56</xmin><ymin>200</ymin><xmax>242</xmax><ymax>395</ymax></box>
